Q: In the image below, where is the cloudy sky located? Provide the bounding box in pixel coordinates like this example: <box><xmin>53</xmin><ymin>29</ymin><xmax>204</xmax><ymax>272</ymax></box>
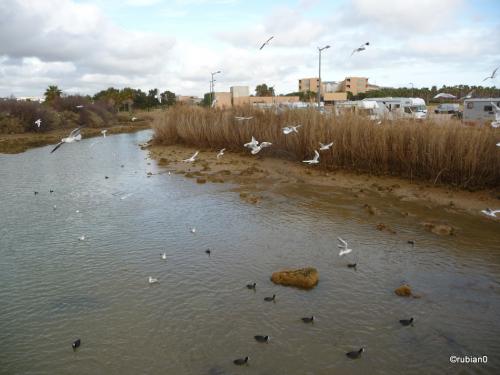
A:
<box><xmin>1</xmin><ymin>0</ymin><xmax>499</xmax><ymax>98</ymax></box>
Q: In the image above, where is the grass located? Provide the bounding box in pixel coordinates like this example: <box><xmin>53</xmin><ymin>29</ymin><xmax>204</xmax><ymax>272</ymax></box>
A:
<box><xmin>152</xmin><ymin>105</ymin><xmax>500</xmax><ymax>190</ymax></box>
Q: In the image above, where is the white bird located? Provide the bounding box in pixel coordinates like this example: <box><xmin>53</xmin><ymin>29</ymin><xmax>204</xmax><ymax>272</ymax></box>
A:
<box><xmin>53</xmin><ymin>205</ymin><xmax>57</xmax><ymax>210</ymax></box>
<box><xmin>235</xmin><ymin>116</ymin><xmax>253</xmax><ymax>121</ymax></box>
<box><xmin>75</xmin><ymin>105</ymin><xmax>84</xmax><ymax>109</ymax></box>
<box><xmin>244</xmin><ymin>136</ymin><xmax>259</xmax><ymax>149</ymax></box>
<box><xmin>259</xmin><ymin>36</ymin><xmax>274</xmax><ymax>50</ymax></box>
<box><xmin>460</xmin><ymin>90</ymin><xmax>475</xmax><ymax>100</ymax></box>
<box><xmin>76</xmin><ymin>210</ymin><xmax>80</xmax><ymax>213</ymax></box>
<box><xmin>282</xmin><ymin>125</ymin><xmax>302</xmax><ymax>135</ymax></box>
<box><xmin>303</xmin><ymin>150</ymin><xmax>320</xmax><ymax>164</ymax></box>
<box><xmin>481</xmin><ymin>208</ymin><xmax>500</xmax><ymax>217</ymax></box>
<box><xmin>491</xmin><ymin>121</ymin><xmax>500</xmax><ymax>129</ymax></box>
<box><xmin>190</xmin><ymin>227</ymin><xmax>196</xmax><ymax>233</ymax></box>
<box><xmin>319</xmin><ymin>142</ymin><xmax>334</xmax><ymax>151</ymax></box>
<box><xmin>211</xmin><ymin>99</ymin><xmax>217</xmax><ymax>108</ymax></box>
<box><xmin>183</xmin><ymin>151</ymin><xmax>199</xmax><ymax>163</ymax></box>
<box><xmin>497</xmin><ymin>142</ymin><xmax>500</xmax><ymax>147</ymax></box>
<box><xmin>161</xmin><ymin>253</ymin><xmax>167</xmax><ymax>260</ymax></box>
<box><xmin>351</xmin><ymin>42</ymin><xmax>370</xmax><ymax>56</ymax></box>
<box><xmin>148</xmin><ymin>276</ymin><xmax>159</xmax><ymax>284</ymax></box>
<box><xmin>35</xmin><ymin>118</ymin><xmax>42</xmax><ymax>128</ymax></box>
<box><xmin>101</xmin><ymin>129</ymin><xmax>107</xmax><ymax>138</ymax></box>
<box><xmin>482</xmin><ymin>66</ymin><xmax>499</xmax><ymax>81</ymax></box>
<box><xmin>50</xmin><ymin>127</ymin><xmax>82</xmax><ymax>153</ymax></box>
<box><xmin>131</xmin><ymin>117</ymin><xmax>138</xmax><ymax>122</ymax></box>
<box><xmin>250</xmin><ymin>142</ymin><xmax>272</xmax><ymax>155</ymax></box>
<box><xmin>217</xmin><ymin>148</ymin><xmax>225</xmax><ymax>159</ymax></box>
<box><xmin>78</xmin><ymin>235</ymin><xmax>85</xmax><ymax>241</ymax></box>
<box><xmin>337</xmin><ymin>237</ymin><xmax>352</xmax><ymax>256</ymax></box>
<box><xmin>120</xmin><ymin>192</ymin><xmax>134</xmax><ymax>200</ymax></box>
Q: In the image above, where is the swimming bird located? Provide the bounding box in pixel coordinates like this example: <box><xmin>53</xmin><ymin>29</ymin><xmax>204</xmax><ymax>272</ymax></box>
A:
<box><xmin>235</xmin><ymin>116</ymin><xmax>253</xmax><ymax>121</ymax></box>
<box><xmin>244</xmin><ymin>136</ymin><xmax>259</xmax><ymax>149</ymax></box>
<box><xmin>254</xmin><ymin>335</ymin><xmax>270</xmax><ymax>343</ymax></box>
<box><xmin>205</xmin><ymin>249</ymin><xmax>211</xmax><ymax>255</ymax></box>
<box><xmin>482</xmin><ymin>65</ymin><xmax>499</xmax><ymax>81</ymax></box>
<box><xmin>49</xmin><ymin>190</ymin><xmax>54</xmax><ymax>193</ymax></box>
<box><xmin>148</xmin><ymin>276</ymin><xmax>159</xmax><ymax>284</ymax></box>
<box><xmin>264</xmin><ymin>294</ymin><xmax>275</xmax><ymax>302</ymax></box>
<box><xmin>190</xmin><ymin>227</ymin><xmax>196</xmax><ymax>233</ymax></box>
<box><xmin>53</xmin><ymin>205</ymin><xmax>57</xmax><ymax>210</ymax></box>
<box><xmin>35</xmin><ymin>118</ymin><xmax>41</xmax><ymax>128</ymax></box>
<box><xmin>78</xmin><ymin>235</ymin><xmax>85</xmax><ymax>241</ymax></box>
<box><xmin>183</xmin><ymin>151</ymin><xmax>199</xmax><ymax>163</ymax></box>
<box><xmin>303</xmin><ymin>150</ymin><xmax>320</xmax><ymax>164</ymax></box>
<box><xmin>259</xmin><ymin>36</ymin><xmax>274</xmax><ymax>50</ymax></box>
<box><xmin>50</xmin><ymin>127</ymin><xmax>82</xmax><ymax>153</ymax></box>
<box><xmin>250</xmin><ymin>142</ymin><xmax>272</xmax><ymax>155</ymax></box>
<box><xmin>101</xmin><ymin>129</ymin><xmax>107</xmax><ymax>138</ymax></box>
<box><xmin>302</xmin><ymin>316</ymin><xmax>314</xmax><ymax>323</ymax></box>
<box><xmin>337</xmin><ymin>237</ymin><xmax>352</xmax><ymax>256</ymax></box>
<box><xmin>76</xmin><ymin>210</ymin><xmax>80</xmax><ymax>213</ymax></box>
<box><xmin>399</xmin><ymin>317</ymin><xmax>414</xmax><ymax>326</ymax></box>
<box><xmin>233</xmin><ymin>356</ymin><xmax>249</xmax><ymax>366</ymax></box>
<box><xmin>105</xmin><ymin>176</ymin><xmax>109</xmax><ymax>179</ymax></box>
<box><xmin>347</xmin><ymin>263</ymin><xmax>357</xmax><ymax>268</ymax></box>
<box><xmin>246</xmin><ymin>282</ymin><xmax>256</xmax><ymax>290</ymax></box>
<box><xmin>346</xmin><ymin>348</ymin><xmax>364</xmax><ymax>359</ymax></box>
<box><xmin>481</xmin><ymin>208</ymin><xmax>500</xmax><ymax>217</ymax></box>
<box><xmin>282</xmin><ymin>125</ymin><xmax>301</xmax><ymax>135</ymax></box>
<box><xmin>351</xmin><ymin>42</ymin><xmax>369</xmax><ymax>56</ymax></box>
<box><xmin>217</xmin><ymin>148</ymin><xmax>225</xmax><ymax>159</ymax></box>
<box><xmin>319</xmin><ymin>142</ymin><xmax>334</xmax><ymax>151</ymax></box>
<box><xmin>34</xmin><ymin>191</ymin><xmax>38</xmax><ymax>195</ymax></box>
<box><xmin>161</xmin><ymin>253</ymin><xmax>167</xmax><ymax>260</ymax></box>
<box><xmin>72</xmin><ymin>338</ymin><xmax>81</xmax><ymax>350</ymax></box>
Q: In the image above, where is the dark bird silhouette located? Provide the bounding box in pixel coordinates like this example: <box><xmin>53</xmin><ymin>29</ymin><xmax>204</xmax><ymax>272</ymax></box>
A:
<box><xmin>105</xmin><ymin>176</ymin><xmax>109</xmax><ymax>179</ymax></box>
<box><xmin>264</xmin><ymin>294</ymin><xmax>275</xmax><ymax>302</ymax></box>
<box><xmin>259</xmin><ymin>36</ymin><xmax>274</xmax><ymax>50</ymax></box>
<box><xmin>34</xmin><ymin>191</ymin><xmax>38</xmax><ymax>195</ymax></box>
<box><xmin>205</xmin><ymin>249</ymin><xmax>211</xmax><ymax>255</ymax></box>
<box><xmin>72</xmin><ymin>338</ymin><xmax>81</xmax><ymax>350</ymax></box>
<box><xmin>49</xmin><ymin>190</ymin><xmax>54</xmax><ymax>193</ymax></box>
<box><xmin>346</xmin><ymin>347</ymin><xmax>364</xmax><ymax>359</ymax></box>
<box><xmin>233</xmin><ymin>356</ymin><xmax>249</xmax><ymax>366</ymax></box>
<box><xmin>399</xmin><ymin>317</ymin><xmax>414</xmax><ymax>326</ymax></box>
<box><xmin>246</xmin><ymin>283</ymin><xmax>256</xmax><ymax>290</ymax></box>
<box><xmin>302</xmin><ymin>316</ymin><xmax>314</xmax><ymax>323</ymax></box>
<box><xmin>347</xmin><ymin>263</ymin><xmax>357</xmax><ymax>268</ymax></box>
<box><xmin>254</xmin><ymin>335</ymin><xmax>270</xmax><ymax>343</ymax></box>
<box><xmin>407</xmin><ymin>240</ymin><xmax>415</xmax><ymax>246</ymax></box>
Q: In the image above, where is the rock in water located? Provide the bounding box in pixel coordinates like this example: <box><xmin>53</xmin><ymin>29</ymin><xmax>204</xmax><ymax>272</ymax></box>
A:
<box><xmin>395</xmin><ymin>284</ymin><xmax>412</xmax><ymax>297</ymax></box>
<box><xmin>271</xmin><ymin>267</ymin><xmax>318</xmax><ymax>289</ymax></box>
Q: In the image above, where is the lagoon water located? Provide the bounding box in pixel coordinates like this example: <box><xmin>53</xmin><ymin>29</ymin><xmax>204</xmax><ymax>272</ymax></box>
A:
<box><xmin>1</xmin><ymin>130</ymin><xmax>499</xmax><ymax>374</ymax></box>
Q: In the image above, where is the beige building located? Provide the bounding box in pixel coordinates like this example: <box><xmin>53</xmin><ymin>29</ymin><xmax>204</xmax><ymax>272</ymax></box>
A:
<box><xmin>299</xmin><ymin>78</ymin><xmax>320</xmax><ymax>93</ymax></box>
<box><xmin>177</xmin><ymin>95</ymin><xmax>202</xmax><ymax>105</ymax></box>
<box><xmin>214</xmin><ymin>92</ymin><xmax>232</xmax><ymax>108</ymax></box>
<box><xmin>214</xmin><ymin>86</ymin><xmax>299</xmax><ymax>108</ymax></box>
<box><xmin>323</xmin><ymin>92</ymin><xmax>348</xmax><ymax>104</ymax></box>
<box><xmin>298</xmin><ymin>76</ymin><xmax>379</xmax><ymax>97</ymax></box>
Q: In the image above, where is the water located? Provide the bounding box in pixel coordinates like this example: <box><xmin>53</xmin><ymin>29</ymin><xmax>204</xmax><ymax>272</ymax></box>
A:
<box><xmin>1</xmin><ymin>130</ymin><xmax>499</xmax><ymax>374</ymax></box>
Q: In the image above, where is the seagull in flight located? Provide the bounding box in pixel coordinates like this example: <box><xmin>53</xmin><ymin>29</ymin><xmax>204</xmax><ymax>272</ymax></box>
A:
<box><xmin>337</xmin><ymin>237</ymin><xmax>352</xmax><ymax>256</ymax></box>
<box><xmin>244</xmin><ymin>136</ymin><xmax>259</xmax><ymax>149</ymax></box>
<box><xmin>50</xmin><ymin>127</ymin><xmax>82</xmax><ymax>153</ymax></box>
<box><xmin>250</xmin><ymin>142</ymin><xmax>272</xmax><ymax>155</ymax></box>
<box><xmin>482</xmin><ymin>66</ymin><xmax>499</xmax><ymax>81</ymax></box>
<box><xmin>35</xmin><ymin>118</ymin><xmax>42</xmax><ymax>128</ymax></box>
<box><xmin>235</xmin><ymin>116</ymin><xmax>253</xmax><ymax>121</ymax></box>
<box><xmin>319</xmin><ymin>142</ymin><xmax>334</xmax><ymax>151</ymax></box>
<box><xmin>217</xmin><ymin>148</ymin><xmax>225</xmax><ymax>159</ymax></box>
<box><xmin>497</xmin><ymin>142</ymin><xmax>500</xmax><ymax>147</ymax></box>
<box><xmin>459</xmin><ymin>90</ymin><xmax>475</xmax><ymax>100</ymax></box>
<box><xmin>351</xmin><ymin>42</ymin><xmax>370</xmax><ymax>56</ymax></box>
<box><xmin>183</xmin><ymin>151</ymin><xmax>199</xmax><ymax>163</ymax></box>
<box><xmin>148</xmin><ymin>276</ymin><xmax>159</xmax><ymax>284</ymax></box>
<box><xmin>481</xmin><ymin>208</ymin><xmax>500</xmax><ymax>217</ymax></box>
<box><xmin>282</xmin><ymin>125</ymin><xmax>301</xmax><ymax>135</ymax></box>
<box><xmin>303</xmin><ymin>150</ymin><xmax>320</xmax><ymax>164</ymax></box>
<box><xmin>259</xmin><ymin>36</ymin><xmax>274</xmax><ymax>50</ymax></box>
<box><xmin>75</xmin><ymin>105</ymin><xmax>84</xmax><ymax>109</ymax></box>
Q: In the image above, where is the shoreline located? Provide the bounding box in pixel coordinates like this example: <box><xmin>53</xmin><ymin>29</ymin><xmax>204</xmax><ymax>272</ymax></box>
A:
<box><xmin>0</xmin><ymin>122</ymin><xmax>150</xmax><ymax>154</ymax></box>
<box><xmin>148</xmin><ymin>143</ymin><xmax>500</xmax><ymax>221</ymax></box>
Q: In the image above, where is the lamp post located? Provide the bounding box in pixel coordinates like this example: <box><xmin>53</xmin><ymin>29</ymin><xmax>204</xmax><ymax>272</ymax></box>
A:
<box><xmin>317</xmin><ymin>45</ymin><xmax>330</xmax><ymax>109</ymax></box>
<box><xmin>210</xmin><ymin>70</ymin><xmax>221</xmax><ymax>107</ymax></box>
<box><xmin>409</xmin><ymin>82</ymin><xmax>414</xmax><ymax>97</ymax></box>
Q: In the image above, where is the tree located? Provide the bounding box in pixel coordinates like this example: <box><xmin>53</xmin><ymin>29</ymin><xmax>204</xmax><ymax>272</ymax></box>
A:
<box><xmin>202</xmin><ymin>93</ymin><xmax>211</xmax><ymax>106</ymax></box>
<box><xmin>161</xmin><ymin>90</ymin><xmax>176</xmax><ymax>106</ymax></box>
<box><xmin>44</xmin><ymin>85</ymin><xmax>62</xmax><ymax>102</ymax></box>
<box><xmin>255</xmin><ymin>84</ymin><xmax>274</xmax><ymax>97</ymax></box>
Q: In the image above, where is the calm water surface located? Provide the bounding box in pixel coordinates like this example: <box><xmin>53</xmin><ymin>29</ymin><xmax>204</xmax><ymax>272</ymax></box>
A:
<box><xmin>1</xmin><ymin>130</ymin><xmax>499</xmax><ymax>374</ymax></box>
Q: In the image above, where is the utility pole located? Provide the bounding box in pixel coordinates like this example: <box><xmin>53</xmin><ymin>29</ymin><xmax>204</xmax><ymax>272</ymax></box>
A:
<box><xmin>210</xmin><ymin>70</ymin><xmax>221</xmax><ymax>107</ymax></box>
<box><xmin>317</xmin><ymin>45</ymin><xmax>330</xmax><ymax>109</ymax></box>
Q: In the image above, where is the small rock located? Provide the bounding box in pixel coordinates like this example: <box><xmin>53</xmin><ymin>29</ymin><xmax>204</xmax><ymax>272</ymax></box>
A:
<box><xmin>395</xmin><ymin>284</ymin><xmax>412</xmax><ymax>297</ymax></box>
<box><xmin>376</xmin><ymin>223</ymin><xmax>396</xmax><ymax>234</ymax></box>
<box><xmin>422</xmin><ymin>222</ymin><xmax>455</xmax><ymax>236</ymax></box>
<box><xmin>364</xmin><ymin>204</ymin><xmax>379</xmax><ymax>215</ymax></box>
<box><xmin>271</xmin><ymin>267</ymin><xmax>319</xmax><ymax>289</ymax></box>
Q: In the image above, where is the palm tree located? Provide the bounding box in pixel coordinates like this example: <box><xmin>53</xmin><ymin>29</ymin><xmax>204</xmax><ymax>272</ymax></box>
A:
<box><xmin>44</xmin><ymin>85</ymin><xmax>62</xmax><ymax>102</ymax></box>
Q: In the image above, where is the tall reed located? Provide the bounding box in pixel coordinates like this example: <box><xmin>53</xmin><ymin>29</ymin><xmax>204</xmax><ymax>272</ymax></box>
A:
<box><xmin>153</xmin><ymin>105</ymin><xmax>500</xmax><ymax>189</ymax></box>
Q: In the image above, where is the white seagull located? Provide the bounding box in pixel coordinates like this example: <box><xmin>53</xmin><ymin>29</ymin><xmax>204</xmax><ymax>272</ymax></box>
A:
<box><xmin>161</xmin><ymin>253</ymin><xmax>167</xmax><ymax>260</ymax></box>
<box><xmin>319</xmin><ymin>142</ymin><xmax>334</xmax><ymax>151</ymax></box>
<box><xmin>217</xmin><ymin>148</ymin><xmax>225</xmax><ymax>159</ymax></box>
<box><xmin>211</xmin><ymin>99</ymin><xmax>217</xmax><ymax>108</ymax></box>
<box><xmin>250</xmin><ymin>142</ymin><xmax>272</xmax><ymax>155</ymax></box>
<box><xmin>148</xmin><ymin>276</ymin><xmax>159</xmax><ymax>284</ymax></box>
<box><xmin>244</xmin><ymin>136</ymin><xmax>259</xmax><ymax>149</ymax></box>
<box><xmin>482</xmin><ymin>66</ymin><xmax>499</xmax><ymax>81</ymax></box>
<box><xmin>235</xmin><ymin>116</ymin><xmax>253</xmax><ymax>121</ymax></box>
<box><xmin>259</xmin><ymin>36</ymin><xmax>274</xmax><ymax>50</ymax></box>
<box><xmin>78</xmin><ymin>235</ymin><xmax>85</xmax><ymax>241</ymax></box>
<box><xmin>497</xmin><ymin>142</ymin><xmax>500</xmax><ymax>147</ymax></box>
<box><xmin>190</xmin><ymin>227</ymin><xmax>196</xmax><ymax>233</ymax></box>
<box><xmin>35</xmin><ymin>118</ymin><xmax>42</xmax><ymax>128</ymax></box>
<box><xmin>131</xmin><ymin>117</ymin><xmax>138</xmax><ymax>122</ymax></box>
<box><xmin>75</xmin><ymin>105</ymin><xmax>84</xmax><ymax>109</ymax></box>
<box><xmin>303</xmin><ymin>150</ymin><xmax>320</xmax><ymax>164</ymax></box>
<box><xmin>459</xmin><ymin>90</ymin><xmax>474</xmax><ymax>100</ymax></box>
<box><xmin>101</xmin><ymin>129</ymin><xmax>107</xmax><ymax>138</ymax></box>
<box><xmin>351</xmin><ymin>42</ymin><xmax>370</xmax><ymax>56</ymax></box>
<box><xmin>282</xmin><ymin>125</ymin><xmax>302</xmax><ymax>135</ymax></box>
<box><xmin>50</xmin><ymin>127</ymin><xmax>82</xmax><ymax>153</ymax></box>
<box><xmin>183</xmin><ymin>151</ymin><xmax>199</xmax><ymax>163</ymax></box>
<box><xmin>481</xmin><ymin>208</ymin><xmax>500</xmax><ymax>217</ymax></box>
<box><xmin>337</xmin><ymin>237</ymin><xmax>352</xmax><ymax>256</ymax></box>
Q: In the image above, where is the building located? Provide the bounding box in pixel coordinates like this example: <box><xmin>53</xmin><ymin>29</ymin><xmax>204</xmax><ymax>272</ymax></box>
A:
<box><xmin>322</xmin><ymin>81</ymin><xmax>342</xmax><ymax>93</ymax></box>
<box><xmin>298</xmin><ymin>76</ymin><xmax>379</xmax><ymax>98</ymax></box>
<box><xmin>299</xmin><ymin>78</ymin><xmax>320</xmax><ymax>93</ymax></box>
<box><xmin>214</xmin><ymin>92</ymin><xmax>232</xmax><ymax>108</ymax></box>
<box><xmin>176</xmin><ymin>95</ymin><xmax>202</xmax><ymax>105</ymax></box>
<box><xmin>213</xmin><ymin>86</ymin><xmax>299</xmax><ymax>108</ymax></box>
<box><xmin>323</xmin><ymin>92</ymin><xmax>348</xmax><ymax>105</ymax></box>
<box><xmin>340</xmin><ymin>77</ymin><xmax>369</xmax><ymax>96</ymax></box>
<box><xmin>230</xmin><ymin>86</ymin><xmax>249</xmax><ymax>98</ymax></box>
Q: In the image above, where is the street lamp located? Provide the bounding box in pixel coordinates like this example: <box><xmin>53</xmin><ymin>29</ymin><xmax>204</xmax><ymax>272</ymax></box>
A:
<box><xmin>409</xmin><ymin>82</ymin><xmax>414</xmax><ymax>97</ymax></box>
<box><xmin>317</xmin><ymin>45</ymin><xmax>330</xmax><ymax>109</ymax></box>
<box><xmin>210</xmin><ymin>70</ymin><xmax>221</xmax><ymax>107</ymax></box>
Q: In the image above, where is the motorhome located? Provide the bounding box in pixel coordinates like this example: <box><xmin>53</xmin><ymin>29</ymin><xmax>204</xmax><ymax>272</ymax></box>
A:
<box><xmin>362</xmin><ymin>97</ymin><xmax>428</xmax><ymax>120</ymax></box>
<box><xmin>335</xmin><ymin>100</ymin><xmax>380</xmax><ymax>120</ymax></box>
<box><xmin>463</xmin><ymin>98</ymin><xmax>500</xmax><ymax>125</ymax></box>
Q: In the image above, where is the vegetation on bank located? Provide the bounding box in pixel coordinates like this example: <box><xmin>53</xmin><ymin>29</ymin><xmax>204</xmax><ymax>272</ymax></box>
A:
<box><xmin>153</xmin><ymin>106</ymin><xmax>500</xmax><ymax>190</ymax></box>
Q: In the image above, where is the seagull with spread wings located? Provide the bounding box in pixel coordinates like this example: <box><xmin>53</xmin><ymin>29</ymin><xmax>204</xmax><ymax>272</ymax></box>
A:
<box><xmin>50</xmin><ymin>127</ymin><xmax>82</xmax><ymax>153</ymax></box>
<box><xmin>259</xmin><ymin>36</ymin><xmax>274</xmax><ymax>50</ymax></box>
<box><xmin>351</xmin><ymin>42</ymin><xmax>370</xmax><ymax>56</ymax></box>
<box><xmin>482</xmin><ymin>66</ymin><xmax>499</xmax><ymax>81</ymax></box>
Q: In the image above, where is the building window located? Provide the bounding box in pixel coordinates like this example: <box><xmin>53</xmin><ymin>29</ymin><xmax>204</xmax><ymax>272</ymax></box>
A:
<box><xmin>484</xmin><ymin>105</ymin><xmax>493</xmax><ymax>112</ymax></box>
<box><xmin>347</xmin><ymin>78</ymin><xmax>351</xmax><ymax>82</ymax></box>
<box><xmin>467</xmin><ymin>102</ymin><xmax>473</xmax><ymax>109</ymax></box>
<box><xmin>346</xmin><ymin>85</ymin><xmax>350</xmax><ymax>88</ymax></box>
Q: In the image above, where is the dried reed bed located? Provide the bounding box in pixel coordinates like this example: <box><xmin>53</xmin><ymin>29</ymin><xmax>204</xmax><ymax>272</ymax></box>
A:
<box><xmin>153</xmin><ymin>105</ymin><xmax>500</xmax><ymax>189</ymax></box>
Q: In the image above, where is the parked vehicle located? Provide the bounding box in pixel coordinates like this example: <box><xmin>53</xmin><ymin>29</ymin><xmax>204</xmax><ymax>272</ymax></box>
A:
<box><xmin>463</xmin><ymin>98</ymin><xmax>500</xmax><ymax>125</ymax></box>
<box><xmin>362</xmin><ymin>97</ymin><xmax>427</xmax><ymax>120</ymax></box>
<box><xmin>335</xmin><ymin>100</ymin><xmax>379</xmax><ymax>120</ymax></box>
<box><xmin>434</xmin><ymin>103</ymin><xmax>460</xmax><ymax>114</ymax></box>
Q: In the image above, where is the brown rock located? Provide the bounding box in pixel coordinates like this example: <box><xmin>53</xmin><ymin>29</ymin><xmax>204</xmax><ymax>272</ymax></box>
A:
<box><xmin>422</xmin><ymin>222</ymin><xmax>455</xmax><ymax>236</ymax></box>
<box><xmin>395</xmin><ymin>284</ymin><xmax>412</xmax><ymax>297</ymax></box>
<box><xmin>271</xmin><ymin>267</ymin><xmax>319</xmax><ymax>289</ymax></box>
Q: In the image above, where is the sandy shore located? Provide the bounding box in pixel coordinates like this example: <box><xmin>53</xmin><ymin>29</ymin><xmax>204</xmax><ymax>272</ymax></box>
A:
<box><xmin>148</xmin><ymin>143</ymin><xmax>500</xmax><ymax>220</ymax></box>
<box><xmin>0</xmin><ymin>122</ymin><xmax>150</xmax><ymax>154</ymax></box>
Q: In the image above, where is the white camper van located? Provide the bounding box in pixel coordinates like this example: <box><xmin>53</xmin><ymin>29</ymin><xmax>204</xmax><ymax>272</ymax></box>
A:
<box><xmin>463</xmin><ymin>98</ymin><xmax>500</xmax><ymax>125</ymax></box>
<box><xmin>363</xmin><ymin>97</ymin><xmax>428</xmax><ymax>120</ymax></box>
<box><xmin>335</xmin><ymin>100</ymin><xmax>379</xmax><ymax>120</ymax></box>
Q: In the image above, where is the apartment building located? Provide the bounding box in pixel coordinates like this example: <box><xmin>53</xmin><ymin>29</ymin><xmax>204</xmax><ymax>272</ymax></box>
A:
<box><xmin>299</xmin><ymin>78</ymin><xmax>320</xmax><ymax>93</ymax></box>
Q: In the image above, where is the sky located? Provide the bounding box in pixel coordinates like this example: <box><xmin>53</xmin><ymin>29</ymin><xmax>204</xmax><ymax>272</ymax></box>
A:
<box><xmin>0</xmin><ymin>0</ymin><xmax>499</xmax><ymax>98</ymax></box>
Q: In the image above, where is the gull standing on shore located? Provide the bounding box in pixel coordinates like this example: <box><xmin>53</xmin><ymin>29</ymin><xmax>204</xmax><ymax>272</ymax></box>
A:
<box><xmin>282</xmin><ymin>125</ymin><xmax>302</xmax><ymax>135</ymax></box>
<box><xmin>259</xmin><ymin>36</ymin><xmax>274</xmax><ymax>50</ymax></box>
<box><xmin>50</xmin><ymin>127</ymin><xmax>82</xmax><ymax>153</ymax></box>
<box><xmin>338</xmin><ymin>237</ymin><xmax>352</xmax><ymax>256</ymax></box>
<box><xmin>217</xmin><ymin>148</ymin><xmax>225</xmax><ymax>159</ymax></box>
<box><xmin>148</xmin><ymin>276</ymin><xmax>159</xmax><ymax>284</ymax></box>
<box><xmin>303</xmin><ymin>150</ymin><xmax>320</xmax><ymax>164</ymax></box>
<box><xmin>319</xmin><ymin>142</ymin><xmax>334</xmax><ymax>151</ymax></box>
<box><xmin>482</xmin><ymin>66</ymin><xmax>499</xmax><ymax>81</ymax></box>
<box><xmin>183</xmin><ymin>151</ymin><xmax>199</xmax><ymax>163</ymax></box>
<box><xmin>351</xmin><ymin>42</ymin><xmax>370</xmax><ymax>56</ymax></box>
<box><xmin>101</xmin><ymin>129</ymin><xmax>107</xmax><ymax>138</ymax></box>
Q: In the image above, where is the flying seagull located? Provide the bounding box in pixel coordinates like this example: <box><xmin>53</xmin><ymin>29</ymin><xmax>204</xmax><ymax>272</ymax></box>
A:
<box><xmin>282</xmin><ymin>125</ymin><xmax>302</xmax><ymax>135</ymax></box>
<box><xmin>250</xmin><ymin>141</ymin><xmax>272</xmax><ymax>155</ymax></box>
<box><xmin>303</xmin><ymin>150</ymin><xmax>320</xmax><ymax>164</ymax></box>
<box><xmin>75</xmin><ymin>105</ymin><xmax>84</xmax><ymax>109</ymax></box>
<box><xmin>183</xmin><ymin>151</ymin><xmax>199</xmax><ymax>163</ymax></box>
<box><xmin>337</xmin><ymin>237</ymin><xmax>352</xmax><ymax>256</ymax></box>
<box><xmin>351</xmin><ymin>42</ymin><xmax>370</xmax><ymax>56</ymax></box>
<box><xmin>497</xmin><ymin>142</ymin><xmax>500</xmax><ymax>147</ymax></box>
<box><xmin>244</xmin><ymin>136</ymin><xmax>259</xmax><ymax>149</ymax></box>
<box><xmin>482</xmin><ymin>66</ymin><xmax>499</xmax><ymax>81</ymax></box>
<box><xmin>459</xmin><ymin>90</ymin><xmax>475</xmax><ymax>100</ymax></box>
<box><xmin>319</xmin><ymin>142</ymin><xmax>334</xmax><ymax>151</ymax></box>
<box><xmin>35</xmin><ymin>118</ymin><xmax>41</xmax><ymax>128</ymax></box>
<box><xmin>235</xmin><ymin>116</ymin><xmax>253</xmax><ymax>121</ymax></box>
<box><xmin>259</xmin><ymin>36</ymin><xmax>274</xmax><ymax>50</ymax></box>
<box><xmin>481</xmin><ymin>208</ymin><xmax>500</xmax><ymax>217</ymax></box>
<box><xmin>217</xmin><ymin>148</ymin><xmax>225</xmax><ymax>159</ymax></box>
<box><xmin>50</xmin><ymin>127</ymin><xmax>82</xmax><ymax>153</ymax></box>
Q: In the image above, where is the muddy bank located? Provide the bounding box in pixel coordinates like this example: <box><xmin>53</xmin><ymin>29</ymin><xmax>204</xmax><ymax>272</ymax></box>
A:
<box><xmin>0</xmin><ymin>122</ymin><xmax>150</xmax><ymax>154</ymax></box>
<box><xmin>148</xmin><ymin>144</ymin><xmax>500</xmax><ymax>221</ymax></box>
